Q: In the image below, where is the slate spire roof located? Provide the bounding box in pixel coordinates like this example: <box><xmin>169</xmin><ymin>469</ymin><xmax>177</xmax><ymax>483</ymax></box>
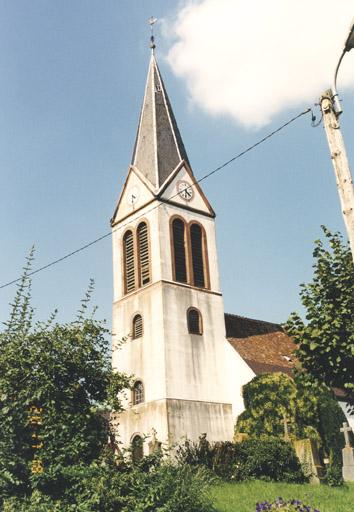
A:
<box><xmin>131</xmin><ymin>52</ymin><xmax>190</xmax><ymax>188</ymax></box>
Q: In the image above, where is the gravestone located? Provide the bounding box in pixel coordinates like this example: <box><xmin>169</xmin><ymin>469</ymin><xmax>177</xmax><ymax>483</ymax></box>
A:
<box><xmin>292</xmin><ymin>439</ymin><xmax>324</xmax><ymax>484</ymax></box>
<box><xmin>340</xmin><ymin>422</ymin><xmax>354</xmax><ymax>482</ymax></box>
<box><xmin>148</xmin><ymin>428</ymin><xmax>162</xmax><ymax>455</ymax></box>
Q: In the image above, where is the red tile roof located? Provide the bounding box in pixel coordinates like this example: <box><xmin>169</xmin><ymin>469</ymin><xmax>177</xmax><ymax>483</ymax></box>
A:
<box><xmin>225</xmin><ymin>314</ymin><xmax>348</xmax><ymax>401</ymax></box>
<box><xmin>225</xmin><ymin>313</ymin><xmax>296</xmax><ymax>376</ymax></box>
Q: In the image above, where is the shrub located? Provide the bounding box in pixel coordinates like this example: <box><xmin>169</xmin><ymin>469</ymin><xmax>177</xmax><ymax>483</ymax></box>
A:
<box><xmin>2</xmin><ymin>454</ymin><xmax>215</xmax><ymax>512</ymax></box>
<box><xmin>236</xmin><ymin>373</ymin><xmax>298</xmax><ymax>438</ymax></box>
<box><xmin>323</xmin><ymin>463</ymin><xmax>344</xmax><ymax>487</ymax></box>
<box><xmin>175</xmin><ymin>434</ymin><xmax>213</xmax><ymax>469</ymax></box>
<box><xmin>211</xmin><ymin>442</ymin><xmax>239</xmax><ymax>478</ymax></box>
<box><xmin>235</xmin><ymin>371</ymin><xmax>347</xmax><ymax>475</ymax></box>
<box><xmin>175</xmin><ymin>437</ymin><xmax>238</xmax><ymax>479</ymax></box>
<box><xmin>176</xmin><ymin>435</ymin><xmax>306</xmax><ymax>483</ymax></box>
<box><xmin>233</xmin><ymin>438</ymin><xmax>307</xmax><ymax>483</ymax></box>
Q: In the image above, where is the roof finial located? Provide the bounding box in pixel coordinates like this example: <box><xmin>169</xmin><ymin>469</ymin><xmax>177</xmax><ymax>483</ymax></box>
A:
<box><xmin>148</xmin><ymin>16</ymin><xmax>157</xmax><ymax>52</ymax></box>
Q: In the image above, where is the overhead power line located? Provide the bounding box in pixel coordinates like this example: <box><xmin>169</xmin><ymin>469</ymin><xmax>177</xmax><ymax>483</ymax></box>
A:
<box><xmin>0</xmin><ymin>107</ymin><xmax>311</xmax><ymax>291</ymax></box>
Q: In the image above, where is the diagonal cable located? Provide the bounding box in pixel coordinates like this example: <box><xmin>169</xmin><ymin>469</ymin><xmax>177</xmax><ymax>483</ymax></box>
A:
<box><xmin>0</xmin><ymin>107</ymin><xmax>311</xmax><ymax>290</ymax></box>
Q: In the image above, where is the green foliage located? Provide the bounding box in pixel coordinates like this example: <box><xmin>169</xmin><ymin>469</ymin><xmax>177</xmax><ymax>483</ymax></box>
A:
<box><xmin>0</xmin><ymin>255</ymin><xmax>215</xmax><ymax>511</ymax></box>
<box><xmin>236</xmin><ymin>373</ymin><xmax>298</xmax><ymax>438</ymax></box>
<box><xmin>2</xmin><ymin>455</ymin><xmax>215</xmax><ymax>512</ymax></box>
<box><xmin>211</xmin><ymin>442</ymin><xmax>239</xmax><ymax>479</ymax></box>
<box><xmin>176</xmin><ymin>435</ymin><xmax>306</xmax><ymax>483</ymax></box>
<box><xmin>285</xmin><ymin>227</ymin><xmax>354</xmax><ymax>409</ymax></box>
<box><xmin>0</xmin><ymin>254</ymin><xmax>129</xmax><ymax>505</ymax></box>
<box><xmin>175</xmin><ymin>434</ymin><xmax>213</xmax><ymax>470</ymax></box>
<box><xmin>233</xmin><ymin>438</ymin><xmax>306</xmax><ymax>483</ymax></box>
<box><xmin>235</xmin><ymin>370</ymin><xmax>346</xmax><ymax>476</ymax></box>
<box><xmin>323</xmin><ymin>464</ymin><xmax>344</xmax><ymax>487</ymax></box>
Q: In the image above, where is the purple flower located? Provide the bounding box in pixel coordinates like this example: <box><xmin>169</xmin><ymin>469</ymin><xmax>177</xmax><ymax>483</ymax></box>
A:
<box><xmin>255</xmin><ymin>498</ymin><xmax>320</xmax><ymax>512</ymax></box>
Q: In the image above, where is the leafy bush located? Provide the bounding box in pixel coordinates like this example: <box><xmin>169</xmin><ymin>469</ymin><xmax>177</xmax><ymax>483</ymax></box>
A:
<box><xmin>233</xmin><ymin>438</ymin><xmax>307</xmax><ymax>483</ymax></box>
<box><xmin>175</xmin><ymin>435</ymin><xmax>213</xmax><ymax>469</ymax></box>
<box><xmin>235</xmin><ymin>370</ymin><xmax>347</xmax><ymax>476</ymax></box>
<box><xmin>2</xmin><ymin>455</ymin><xmax>215</xmax><ymax>512</ymax></box>
<box><xmin>236</xmin><ymin>373</ymin><xmax>298</xmax><ymax>438</ymax></box>
<box><xmin>211</xmin><ymin>442</ymin><xmax>239</xmax><ymax>478</ymax></box>
<box><xmin>0</xmin><ymin>259</ymin><xmax>130</xmax><ymax>506</ymax></box>
<box><xmin>176</xmin><ymin>435</ymin><xmax>306</xmax><ymax>483</ymax></box>
<box><xmin>323</xmin><ymin>463</ymin><xmax>344</xmax><ymax>487</ymax></box>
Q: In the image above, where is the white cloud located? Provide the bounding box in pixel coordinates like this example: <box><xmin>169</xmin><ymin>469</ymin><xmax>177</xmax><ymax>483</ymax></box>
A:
<box><xmin>164</xmin><ymin>0</ymin><xmax>354</xmax><ymax>128</ymax></box>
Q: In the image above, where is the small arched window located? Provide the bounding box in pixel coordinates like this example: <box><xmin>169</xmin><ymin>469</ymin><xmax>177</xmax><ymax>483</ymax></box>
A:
<box><xmin>190</xmin><ymin>223</ymin><xmax>206</xmax><ymax>288</ymax></box>
<box><xmin>131</xmin><ymin>434</ymin><xmax>144</xmax><ymax>463</ymax></box>
<box><xmin>132</xmin><ymin>314</ymin><xmax>143</xmax><ymax>339</ymax></box>
<box><xmin>123</xmin><ymin>230</ymin><xmax>135</xmax><ymax>293</ymax></box>
<box><xmin>132</xmin><ymin>381</ymin><xmax>144</xmax><ymax>405</ymax></box>
<box><xmin>187</xmin><ymin>308</ymin><xmax>203</xmax><ymax>335</ymax></box>
<box><xmin>137</xmin><ymin>222</ymin><xmax>150</xmax><ymax>287</ymax></box>
<box><xmin>172</xmin><ymin>218</ymin><xmax>187</xmax><ymax>283</ymax></box>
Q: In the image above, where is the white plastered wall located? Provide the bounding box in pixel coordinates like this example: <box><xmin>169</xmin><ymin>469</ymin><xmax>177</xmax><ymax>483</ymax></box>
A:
<box><xmin>112</xmin><ymin>195</ymin><xmax>254</xmax><ymax>448</ymax></box>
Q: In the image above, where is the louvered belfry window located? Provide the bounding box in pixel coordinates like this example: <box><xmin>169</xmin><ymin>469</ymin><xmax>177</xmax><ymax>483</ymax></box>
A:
<box><xmin>133</xmin><ymin>314</ymin><xmax>143</xmax><ymax>339</ymax></box>
<box><xmin>123</xmin><ymin>230</ymin><xmax>135</xmax><ymax>293</ymax></box>
<box><xmin>137</xmin><ymin>222</ymin><xmax>150</xmax><ymax>286</ymax></box>
<box><xmin>172</xmin><ymin>218</ymin><xmax>187</xmax><ymax>283</ymax></box>
<box><xmin>188</xmin><ymin>308</ymin><xmax>202</xmax><ymax>335</ymax></box>
<box><xmin>190</xmin><ymin>223</ymin><xmax>205</xmax><ymax>288</ymax></box>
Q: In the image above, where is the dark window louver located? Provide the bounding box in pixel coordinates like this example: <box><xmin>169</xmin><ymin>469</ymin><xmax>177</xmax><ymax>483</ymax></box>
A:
<box><xmin>190</xmin><ymin>224</ymin><xmax>205</xmax><ymax>288</ymax></box>
<box><xmin>123</xmin><ymin>230</ymin><xmax>135</xmax><ymax>293</ymax></box>
<box><xmin>133</xmin><ymin>314</ymin><xmax>143</xmax><ymax>339</ymax></box>
<box><xmin>133</xmin><ymin>381</ymin><xmax>144</xmax><ymax>405</ymax></box>
<box><xmin>137</xmin><ymin>222</ymin><xmax>150</xmax><ymax>286</ymax></box>
<box><xmin>188</xmin><ymin>309</ymin><xmax>202</xmax><ymax>334</ymax></box>
<box><xmin>172</xmin><ymin>219</ymin><xmax>187</xmax><ymax>283</ymax></box>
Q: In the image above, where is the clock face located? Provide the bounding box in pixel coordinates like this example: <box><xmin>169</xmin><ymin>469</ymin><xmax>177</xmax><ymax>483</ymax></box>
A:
<box><xmin>127</xmin><ymin>186</ymin><xmax>139</xmax><ymax>205</ymax></box>
<box><xmin>177</xmin><ymin>180</ymin><xmax>194</xmax><ymax>201</ymax></box>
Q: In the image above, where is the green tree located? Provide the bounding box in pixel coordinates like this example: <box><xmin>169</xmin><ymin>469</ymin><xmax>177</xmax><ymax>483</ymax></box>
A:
<box><xmin>235</xmin><ymin>372</ymin><xmax>346</xmax><ymax>468</ymax></box>
<box><xmin>0</xmin><ymin>251</ymin><xmax>129</xmax><ymax>504</ymax></box>
<box><xmin>235</xmin><ymin>373</ymin><xmax>298</xmax><ymax>438</ymax></box>
<box><xmin>285</xmin><ymin>227</ymin><xmax>354</xmax><ymax>409</ymax></box>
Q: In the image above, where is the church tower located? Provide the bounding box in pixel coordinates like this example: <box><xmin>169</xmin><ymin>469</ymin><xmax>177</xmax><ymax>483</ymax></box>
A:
<box><xmin>111</xmin><ymin>46</ymin><xmax>239</xmax><ymax>454</ymax></box>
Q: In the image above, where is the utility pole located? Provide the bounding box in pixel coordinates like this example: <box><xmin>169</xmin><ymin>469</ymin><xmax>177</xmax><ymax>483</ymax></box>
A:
<box><xmin>319</xmin><ymin>19</ymin><xmax>354</xmax><ymax>262</ymax></box>
<box><xmin>320</xmin><ymin>90</ymin><xmax>354</xmax><ymax>262</ymax></box>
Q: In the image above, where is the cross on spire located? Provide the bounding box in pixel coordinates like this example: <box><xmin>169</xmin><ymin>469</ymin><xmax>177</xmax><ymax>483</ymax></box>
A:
<box><xmin>148</xmin><ymin>16</ymin><xmax>157</xmax><ymax>52</ymax></box>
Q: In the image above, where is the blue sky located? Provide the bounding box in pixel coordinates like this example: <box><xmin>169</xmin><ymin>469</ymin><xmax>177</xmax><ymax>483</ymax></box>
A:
<box><xmin>0</xmin><ymin>1</ymin><xmax>353</xmax><ymax>327</ymax></box>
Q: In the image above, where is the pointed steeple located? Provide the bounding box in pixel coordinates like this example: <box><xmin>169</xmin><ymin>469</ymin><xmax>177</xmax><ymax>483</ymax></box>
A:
<box><xmin>131</xmin><ymin>53</ymin><xmax>190</xmax><ymax>189</ymax></box>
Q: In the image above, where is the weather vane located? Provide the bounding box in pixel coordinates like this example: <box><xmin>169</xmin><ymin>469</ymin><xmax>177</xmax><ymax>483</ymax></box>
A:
<box><xmin>148</xmin><ymin>16</ymin><xmax>157</xmax><ymax>51</ymax></box>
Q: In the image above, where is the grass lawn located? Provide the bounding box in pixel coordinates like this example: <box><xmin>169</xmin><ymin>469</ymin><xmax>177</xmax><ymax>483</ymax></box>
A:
<box><xmin>210</xmin><ymin>481</ymin><xmax>354</xmax><ymax>512</ymax></box>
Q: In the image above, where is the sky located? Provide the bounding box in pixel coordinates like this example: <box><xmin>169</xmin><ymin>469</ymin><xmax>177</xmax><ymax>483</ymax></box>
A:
<box><xmin>0</xmin><ymin>0</ymin><xmax>353</xmax><ymax>327</ymax></box>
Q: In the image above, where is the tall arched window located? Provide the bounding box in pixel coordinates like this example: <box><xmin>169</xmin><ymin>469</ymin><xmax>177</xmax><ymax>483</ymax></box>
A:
<box><xmin>132</xmin><ymin>314</ymin><xmax>143</xmax><ymax>339</ymax></box>
<box><xmin>132</xmin><ymin>381</ymin><xmax>144</xmax><ymax>405</ymax></box>
<box><xmin>131</xmin><ymin>434</ymin><xmax>144</xmax><ymax>463</ymax></box>
<box><xmin>123</xmin><ymin>230</ymin><xmax>135</xmax><ymax>293</ymax></box>
<box><xmin>187</xmin><ymin>308</ymin><xmax>202</xmax><ymax>335</ymax></box>
<box><xmin>137</xmin><ymin>222</ymin><xmax>150</xmax><ymax>287</ymax></box>
<box><xmin>172</xmin><ymin>218</ymin><xmax>187</xmax><ymax>283</ymax></box>
<box><xmin>190</xmin><ymin>223</ymin><xmax>206</xmax><ymax>288</ymax></box>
